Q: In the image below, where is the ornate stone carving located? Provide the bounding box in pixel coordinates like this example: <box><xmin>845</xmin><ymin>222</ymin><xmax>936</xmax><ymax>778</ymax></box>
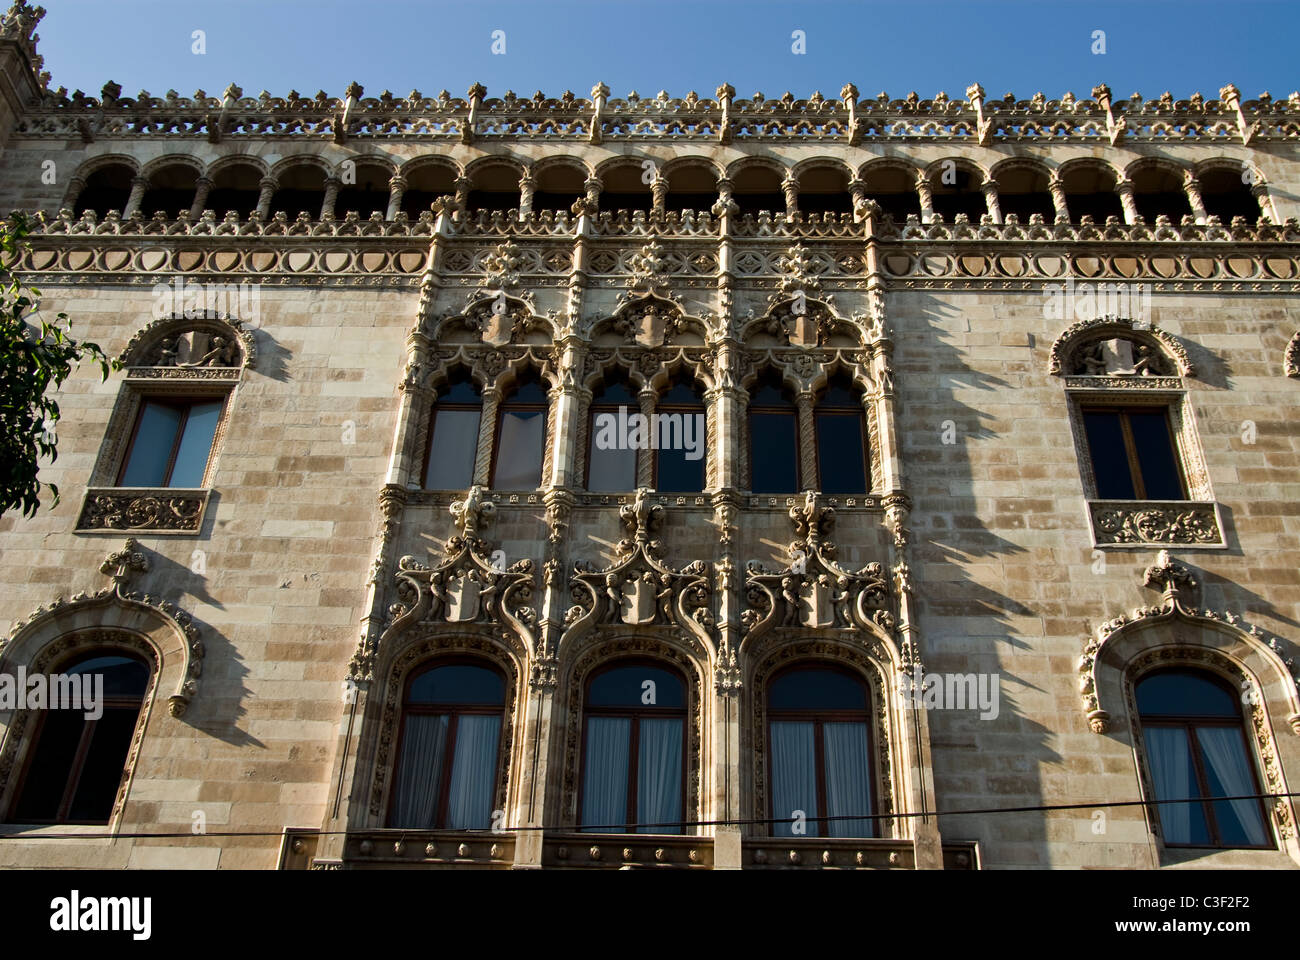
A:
<box><xmin>76</xmin><ymin>488</ymin><xmax>208</xmax><ymax>533</ymax></box>
<box><xmin>1286</xmin><ymin>331</ymin><xmax>1300</xmax><ymax>378</ymax></box>
<box><xmin>1048</xmin><ymin>316</ymin><xmax>1192</xmax><ymax>378</ymax></box>
<box><xmin>1088</xmin><ymin>500</ymin><xmax>1223</xmax><ymax>547</ymax></box>
<box><xmin>119</xmin><ymin>314</ymin><xmax>256</xmax><ymax>370</ymax></box>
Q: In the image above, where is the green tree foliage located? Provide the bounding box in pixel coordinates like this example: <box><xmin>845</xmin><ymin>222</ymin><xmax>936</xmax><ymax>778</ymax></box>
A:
<box><xmin>0</xmin><ymin>213</ymin><xmax>118</xmax><ymax>519</ymax></box>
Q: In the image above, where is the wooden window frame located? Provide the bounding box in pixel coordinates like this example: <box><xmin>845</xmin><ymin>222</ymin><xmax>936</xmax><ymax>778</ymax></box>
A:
<box><xmin>748</xmin><ymin>379</ymin><xmax>801</xmax><ymax>494</ymax></box>
<box><xmin>1080</xmin><ymin>404</ymin><xmax>1188</xmax><ymax>501</ymax></box>
<box><xmin>586</xmin><ymin>380</ymin><xmax>638</xmax><ymax>493</ymax></box>
<box><xmin>115</xmin><ymin>394</ymin><xmax>226</xmax><ymax>488</ymax></box>
<box><xmin>813</xmin><ymin>381</ymin><xmax>871</xmax><ymax>495</ymax></box>
<box><xmin>421</xmin><ymin>386</ymin><xmax>483</xmax><ymax>491</ymax></box>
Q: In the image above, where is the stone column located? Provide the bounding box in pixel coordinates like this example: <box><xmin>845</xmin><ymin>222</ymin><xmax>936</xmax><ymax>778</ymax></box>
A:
<box><xmin>518</xmin><ymin>173</ymin><xmax>537</xmax><ymax>217</ymax></box>
<box><xmin>981</xmin><ymin>176</ymin><xmax>1002</xmax><ymax>224</ymax></box>
<box><xmin>1183</xmin><ymin>174</ymin><xmax>1208</xmax><ymax>224</ymax></box>
<box><xmin>847</xmin><ymin>177</ymin><xmax>868</xmax><ymax>222</ymax></box>
<box><xmin>782</xmin><ymin>172</ymin><xmax>799</xmax><ymax>219</ymax></box>
<box><xmin>546</xmin><ymin>340</ymin><xmax>584</xmax><ymax>488</ymax></box>
<box><xmin>636</xmin><ymin>388</ymin><xmax>656</xmax><ymax>488</ymax></box>
<box><xmin>63</xmin><ymin>175</ymin><xmax>86</xmax><ymax>212</ymax></box>
<box><xmin>256</xmin><ymin>176</ymin><xmax>277</xmax><ymax>219</ymax></box>
<box><xmin>650</xmin><ymin>173</ymin><xmax>668</xmax><ymax>218</ymax></box>
<box><xmin>473</xmin><ymin>386</ymin><xmax>503</xmax><ymax>486</ymax></box>
<box><xmin>187</xmin><ymin>177</ymin><xmax>213</xmax><ymax>220</ymax></box>
<box><xmin>320</xmin><ymin>176</ymin><xmax>341</xmax><ymax>220</ymax></box>
<box><xmin>915</xmin><ymin>174</ymin><xmax>935</xmax><ymax>224</ymax></box>
<box><xmin>1115</xmin><ymin>178</ymin><xmax>1138</xmax><ymax>224</ymax></box>
<box><xmin>385</xmin><ymin>175</ymin><xmax>406</xmax><ymax>221</ymax></box>
<box><xmin>1251</xmin><ymin>179</ymin><xmax>1276</xmax><ymax>223</ymax></box>
<box><xmin>453</xmin><ymin>175</ymin><xmax>472</xmax><ymax>221</ymax></box>
<box><xmin>123</xmin><ymin>174</ymin><xmax>148</xmax><ymax>218</ymax></box>
<box><xmin>1048</xmin><ymin>175</ymin><xmax>1069</xmax><ymax>222</ymax></box>
<box><xmin>796</xmin><ymin>391</ymin><xmax>816</xmax><ymax>490</ymax></box>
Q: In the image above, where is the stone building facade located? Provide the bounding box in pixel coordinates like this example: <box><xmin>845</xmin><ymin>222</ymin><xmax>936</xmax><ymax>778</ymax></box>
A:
<box><xmin>0</xmin><ymin>2</ymin><xmax>1297</xmax><ymax>869</ymax></box>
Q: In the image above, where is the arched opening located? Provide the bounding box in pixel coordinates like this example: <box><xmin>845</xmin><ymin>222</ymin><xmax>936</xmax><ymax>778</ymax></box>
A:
<box><xmin>815</xmin><ymin>374</ymin><xmax>869</xmax><ymax>494</ymax></box>
<box><xmin>929</xmin><ymin>164</ymin><xmax>986</xmax><ymax>222</ymax></box>
<box><xmin>1198</xmin><ymin>167</ymin><xmax>1260</xmax><ymax>223</ymax></box>
<box><xmin>491</xmin><ymin>371</ymin><xmax>549</xmax><ymax>490</ymax></box>
<box><xmin>424</xmin><ymin>371</ymin><xmax>482</xmax><ymax>490</ymax></box>
<box><xmin>748</xmin><ymin>369</ymin><xmax>799</xmax><ymax>494</ymax></box>
<box><xmin>1136</xmin><ymin>669</ymin><xmax>1271</xmax><ymax>848</ymax></box>
<box><xmin>797</xmin><ymin>165</ymin><xmax>853</xmax><ymax>215</ymax></box>
<box><xmin>653</xmin><ymin>378</ymin><xmax>706</xmax><ymax>493</ymax></box>
<box><xmin>996</xmin><ymin>165</ymin><xmax>1055</xmax><ymax>222</ymax></box>
<box><xmin>768</xmin><ymin>664</ymin><xmax>875</xmax><ymax>838</ymax></box>
<box><xmin>387</xmin><ymin>660</ymin><xmax>506</xmax><ymax>830</ymax></box>
<box><xmin>335</xmin><ymin>161</ymin><xmax>391</xmax><ymax>220</ymax></box>
<box><xmin>75</xmin><ymin>163</ymin><xmax>134</xmax><ymax>216</ymax></box>
<box><xmin>600</xmin><ymin>162</ymin><xmax>654</xmax><ymax>213</ymax></box>
<box><xmin>206</xmin><ymin>162</ymin><xmax>263</xmax><ymax>219</ymax></box>
<box><xmin>467</xmin><ymin>162</ymin><xmax>521</xmax><ymax>214</ymax></box>
<box><xmin>1060</xmin><ymin>165</ymin><xmax>1123</xmax><ymax>223</ymax></box>
<box><xmin>579</xmin><ymin>660</ymin><xmax>687</xmax><ymax>834</ymax></box>
<box><xmin>587</xmin><ymin>374</ymin><xmax>638</xmax><ymax>492</ymax></box>
<box><xmin>11</xmin><ymin>650</ymin><xmax>151</xmax><ymax>824</ymax></box>
<box><xmin>862</xmin><ymin>166</ymin><xmax>920</xmax><ymax>222</ymax></box>
<box><xmin>400</xmin><ymin>164</ymin><xmax>457</xmax><ymax>219</ymax></box>
<box><xmin>664</xmin><ymin>162</ymin><xmax>716</xmax><ymax>214</ymax></box>
<box><xmin>533</xmin><ymin>164</ymin><xmax>585</xmax><ymax>214</ymax></box>
<box><xmin>1130</xmin><ymin>164</ymin><xmax>1192</xmax><ymax>222</ymax></box>
<box><xmin>269</xmin><ymin>163</ymin><xmax>328</xmax><ymax>219</ymax></box>
<box><xmin>140</xmin><ymin>164</ymin><xmax>198</xmax><ymax>219</ymax></box>
<box><xmin>731</xmin><ymin>165</ymin><xmax>784</xmax><ymax>218</ymax></box>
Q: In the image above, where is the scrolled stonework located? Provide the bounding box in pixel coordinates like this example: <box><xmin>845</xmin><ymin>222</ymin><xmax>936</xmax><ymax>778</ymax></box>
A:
<box><xmin>1286</xmin><ymin>331</ymin><xmax>1300</xmax><ymax>377</ymax></box>
<box><xmin>1088</xmin><ymin>499</ymin><xmax>1224</xmax><ymax>547</ymax></box>
<box><xmin>75</xmin><ymin>487</ymin><xmax>208</xmax><ymax>533</ymax></box>
<box><xmin>1048</xmin><ymin>315</ymin><xmax>1193</xmax><ymax>378</ymax></box>
<box><xmin>118</xmin><ymin>313</ymin><xmax>257</xmax><ymax>371</ymax></box>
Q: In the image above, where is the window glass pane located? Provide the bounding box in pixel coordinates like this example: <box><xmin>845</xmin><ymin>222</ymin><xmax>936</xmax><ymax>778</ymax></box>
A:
<box><xmin>1137</xmin><ymin>671</ymin><xmax>1238</xmax><ymax>718</ymax></box>
<box><xmin>751</xmin><ymin>381</ymin><xmax>787</xmax><ymax>406</ymax></box>
<box><xmin>67</xmin><ymin>656</ymin><xmax>149</xmax><ymax>698</ymax></box>
<box><xmin>426</xmin><ymin>408</ymin><xmax>481</xmax><ymax>489</ymax></box>
<box><xmin>823</xmin><ymin>722</ymin><xmax>874</xmax><ymax>837</ymax></box>
<box><xmin>493</xmin><ymin>409</ymin><xmax>546</xmax><ymax>489</ymax></box>
<box><xmin>445</xmin><ymin>715</ymin><xmax>502</xmax><ymax>829</ymax></box>
<box><xmin>581</xmin><ymin>716</ymin><xmax>631</xmax><ymax>831</ymax></box>
<box><xmin>1128</xmin><ymin>410</ymin><xmax>1184</xmax><ymax>500</ymax></box>
<box><xmin>442</xmin><ymin>379</ymin><xmax>480</xmax><ymax>403</ymax></box>
<box><xmin>656</xmin><ymin>442</ymin><xmax>705</xmax><ymax>493</ymax></box>
<box><xmin>771</xmin><ymin>720</ymin><xmax>818</xmax><ymax>838</ymax></box>
<box><xmin>750</xmin><ymin>412</ymin><xmax>799</xmax><ymax>493</ymax></box>
<box><xmin>588</xmin><ymin>437</ymin><xmax>636</xmax><ymax>492</ymax></box>
<box><xmin>816</xmin><ymin>414</ymin><xmax>867</xmax><ymax>494</ymax></box>
<box><xmin>588</xmin><ymin>666</ymin><xmax>684</xmax><ymax>708</ymax></box>
<box><xmin>1196</xmin><ymin>727</ymin><xmax>1269</xmax><ymax>847</ymax></box>
<box><xmin>510</xmin><ymin>380</ymin><xmax>548</xmax><ymax>404</ymax></box>
<box><xmin>1082</xmin><ymin>411</ymin><xmax>1135</xmax><ymax>499</ymax></box>
<box><xmin>660</xmin><ymin>382</ymin><xmax>700</xmax><ymax>405</ymax></box>
<box><xmin>67</xmin><ymin>707</ymin><xmax>138</xmax><ymax>822</ymax></box>
<box><xmin>820</xmin><ymin>382</ymin><xmax>859</xmax><ymax>407</ymax></box>
<box><xmin>593</xmin><ymin>381</ymin><xmax>636</xmax><ymax>406</ymax></box>
<box><xmin>770</xmin><ymin>668</ymin><xmax>867</xmax><ymax>711</ymax></box>
<box><xmin>12</xmin><ymin>711</ymin><xmax>84</xmax><ymax>822</ymax></box>
<box><xmin>169</xmin><ymin>400</ymin><xmax>222</xmax><ymax>487</ymax></box>
<box><xmin>389</xmin><ymin>714</ymin><xmax>450</xmax><ymax>827</ymax></box>
<box><xmin>1144</xmin><ymin>725</ymin><xmax>1210</xmax><ymax>845</ymax></box>
<box><xmin>120</xmin><ymin>401</ymin><xmax>183</xmax><ymax>486</ymax></box>
<box><xmin>636</xmin><ymin>717</ymin><xmax>683</xmax><ymax>833</ymax></box>
<box><xmin>408</xmin><ymin>664</ymin><xmax>503</xmax><ymax>705</ymax></box>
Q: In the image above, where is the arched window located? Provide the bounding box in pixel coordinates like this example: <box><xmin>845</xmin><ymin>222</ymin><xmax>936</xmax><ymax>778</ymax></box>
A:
<box><xmin>654</xmin><ymin>380</ymin><xmax>706</xmax><ymax>493</ymax></box>
<box><xmin>768</xmin><ymin>665</ymin><xmax>875</xmax><ymax>838</ymax></box>
<box><xmin>11</xmin><ymin>652</ymin><xmax>150</xmax><ymax>824</ymax></box>
<box><xmin>587</xmin><ymin>376</ymin><xmax>638</xmax><ymax>492</ymax></box>
<box><xmin>424</xmin><ymin>374</ymin><xmax>482</xmax><ymax>490</ymax></box>
<box><xmin>1137</xmin><ymin>669</ymin><xmax>1271</xmax><ymax>849</ymax></box>
<box><xmin>388</xmin><ymin>661</ymin><xmax>505</xmax><ymax>830</ymax></box>
<box><xmin>749</xmin><ymin>371</ymin><xmax>799</xmax><ymax>493</ymax></box>
<box><xmin>815</xmin><ymin>376</ymin><xmax>869</xmax><ymax>494</ymax></box>
<box><xmin>491</xmin><ymin>373</ymin><xmax>548</xmax><ymax>490</ymax></box>
<box><xmin>579</xmin><ymin>662</ymin><xmax>686</xmax><ymax>834</ymax></box>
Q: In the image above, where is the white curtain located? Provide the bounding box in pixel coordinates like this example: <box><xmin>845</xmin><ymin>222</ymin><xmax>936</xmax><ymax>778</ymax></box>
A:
<box><xmin>494</xmin><ymin>411</ymin><xmax>546</xmax><ymax>489</ymax></box>
<box><xmin>389</xmin><ymin>714</ymin><xmax>449</xmax><ymax>828</ymax></box>
<box><xmin>445</xmin><ymin>715</ymin><xmax>501</xmax><ymax>830</ymax></box>
<box><xmin>1145</xmin><ymin>726</ymin><xmax>1194</xmax><ymax>844</ymax></box>
<box><xmin>636</xmin><ymin>718</ymin><xmax>683</xmax><ymax>833</ymax></box>
<box><xmin>771</xmin><ymin>721</ymin><xmax>818</xmax><ymax>837</ymax></box>
<box><xmin>823</xmin><ymin>722</ymin><xmax>874</xmax><ymax>837</ymax></box>
<box><xmin>581</xmin><ymin>717</ymin><xmax>630</xmax><ymax>832</ymax></box>
<box><xmin>1196</xmin><ymin>727</ymin><xmax>1269</xmax><ymax>846</ymax></box>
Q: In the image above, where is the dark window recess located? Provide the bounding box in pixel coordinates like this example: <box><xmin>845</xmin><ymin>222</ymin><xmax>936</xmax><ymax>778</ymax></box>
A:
<box><xmin>587</xmin><ymin>379</ymin><xmax>638</xmax><ymax>492</ymax></box>
<box><xmin>11</xmin><ymin>654</ymin><xmax>149</xmax><ymax>825</ymax></box>
<box><xmin>492</xmin><ymin>376</ymin><xmax>548</xmax><ymax>490</ymax></box>
<box><xmin>425</xmin><ymin>376</ymin><xmax>482</xmax><ymax>490</ymax></box>
<box><xmin>815</xmin><ymin>379</ymin><xmax>869</xmax><ymax>495</ymax></box>
<box><xmin>1137</xmin><ymin>669</ymin><xmax>1272</xmax><ymax>850</ymax></box>
<box><xmin>119</xmin><ymin>398</ymin><xmax>223</xmax><ymax>488</ymax></box>
<box><xmin>749</xmin><ymin>375</ymin><xmax>799</xmax><ymax>494</ymax></box>
<box><xmin>654</xmin><ymin>381</ymin><xmax>706</xmax><ymax>494</ymax></box>
<box><xmin>1082</xmin><ymin>407</ymin><xmax>1185</xmax><ymax>500</ymax></box>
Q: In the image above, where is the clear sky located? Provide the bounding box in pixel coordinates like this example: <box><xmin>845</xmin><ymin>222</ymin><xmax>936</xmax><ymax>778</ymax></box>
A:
<box><xmin>29</xmin><ymin>0</ymin><xmax>1299</xmax><ymax>103</ymax></box>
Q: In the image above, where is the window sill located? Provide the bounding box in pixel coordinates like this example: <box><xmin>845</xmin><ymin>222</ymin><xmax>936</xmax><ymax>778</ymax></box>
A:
<box><xmin>1086</xmin><ymin>499</ymin><xmax>1225</xmax><ymax>548</ymax></box>
<box><xmin>75</xmin><ymin>486</ymin><xmax>211</xmax><ymax>535</ymax></box>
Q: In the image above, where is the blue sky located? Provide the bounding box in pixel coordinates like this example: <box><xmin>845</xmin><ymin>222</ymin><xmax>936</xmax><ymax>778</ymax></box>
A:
<box><xmin>31</xmin><ymin>0</ymin><xmax>1298</xmax><ymax>103</ymax></box>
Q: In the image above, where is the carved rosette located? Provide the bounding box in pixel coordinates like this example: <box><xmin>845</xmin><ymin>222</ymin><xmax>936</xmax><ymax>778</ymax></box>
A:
<box><xmin>1089</xmin><ymin>500</ymin><xmax>1223</xmax><ymax>547</ymax></box>
<box><xmin>76</xmin><ymin>488</ymin><xmax>208</xmax><ymax>533</ymax></box>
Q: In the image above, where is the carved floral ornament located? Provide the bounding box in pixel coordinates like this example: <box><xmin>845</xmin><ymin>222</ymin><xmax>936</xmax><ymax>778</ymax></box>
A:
<box><xmin>1286</xmin><ymin>331</ymin><xmax>1300</xmax><ymax>378</ymax></box>
<box><xmin>1048</xmin><ymin>315</ymin><xmax>1193</xmax><ymax>379</ymax></box>
<box><xmin>354</xmin><ymin>486</ymin><xmax>538</xmax><ymax>682</ymax></box>
<box><xmin>1</xmin><ymin>539</ymin><xmax>205</xmax><ymax>718</ymax></box>
<box><xmin>118</xmin><ymin>313</ymin><xmax>256</xmax><ymax>374</ymax></box>
<box><xmin>1077</xmin><ymin>550</ymin><xmax>1300</xmax><ymax>736</ymax></box>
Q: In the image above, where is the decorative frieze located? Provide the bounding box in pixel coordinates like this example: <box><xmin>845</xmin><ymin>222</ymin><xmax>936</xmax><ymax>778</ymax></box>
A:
<box><xmin>1087</xmin><ymin>499</ymin><xmax>1224</xmax><ymax>548</ymax></box>
<box><xmin>75</xmin><ymin>487</ymin><xmax>209</xmax><ymax>534</ymax></box>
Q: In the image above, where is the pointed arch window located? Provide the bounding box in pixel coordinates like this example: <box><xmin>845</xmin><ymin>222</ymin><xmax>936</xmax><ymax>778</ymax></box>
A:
<box><xmin>1137</xmin><ymin>669</ymin><xmax>1271</xmax><ymax>849</ymax></box>
<box><xmin>768</xmin><ymin>665</ymin><xmax>875</xmax><ymax>838</ymax></box>
<box><xmin>749</xmin><ymin>371</ymin><xmax>799</xmax><ymax>494</ymax></box>
<box><xmin>654</xmin><ymin>380</ymin><xmax>706</xmax><ymax>494</ymax></box>
<box><xmin>388</xmin><ymin>661</ymin><xmax>505</xmax><ymax>830</ymax></box>
<box><xmin>579</xmin><ymin>662</ymin><xmax>686</xmax><ymax>834</ymax></box>
<box><xmin>11</xmin><ymin>652</ymin><xmax>151</xmax><ymax>825</ymax></box>
<box><xmin>815</xmin><ymin>376</ymin><xmax>869</xmax><ymax>494</ymax></box>
<box><xmin>424</xmin><ymin>374</ymin><xmax>482</xmax><ymax>490</ymax></box>
<box><xmin>491</xmin><ymin>373</ymin><xmax>548</xmax><ymax>490</ymax></box>
<box><xmin>587</xmin><ymin>376</ymin><xmax>638</xmax><ymax>492</ymax></box>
